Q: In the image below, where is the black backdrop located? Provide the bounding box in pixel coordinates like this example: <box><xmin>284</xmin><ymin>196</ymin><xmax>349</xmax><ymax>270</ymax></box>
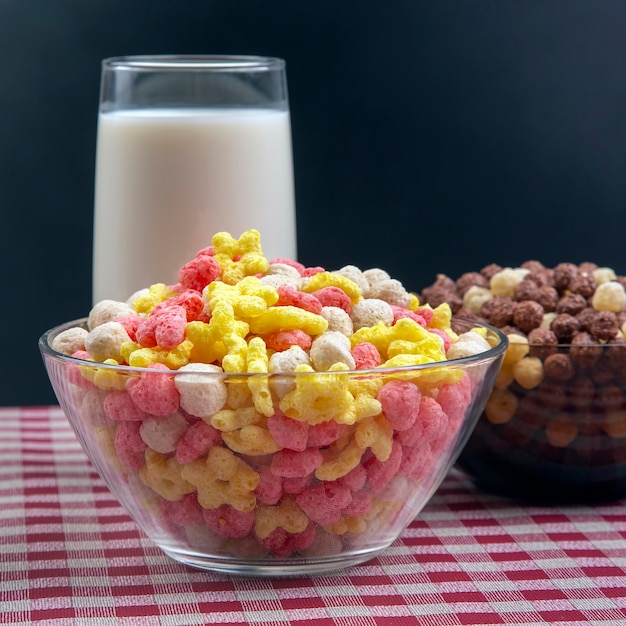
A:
<box><xmin>4</xmin><ymin>0</ymin><xmax>626</xmax><ymax>406</ymax></box>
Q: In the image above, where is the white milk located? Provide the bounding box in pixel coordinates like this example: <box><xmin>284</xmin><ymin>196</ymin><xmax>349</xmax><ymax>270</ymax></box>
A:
<box><xmin>92</xmin><ymin>108</ymin><xmax>296</xmax><ymax>303</ymax></box>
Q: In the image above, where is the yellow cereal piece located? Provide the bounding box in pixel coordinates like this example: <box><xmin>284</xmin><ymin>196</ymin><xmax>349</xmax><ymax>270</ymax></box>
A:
<box><xmin>186</xmin><ymin>300</ymin><xmax>249</xmax><ymax>364</ymax></box>
<box><xmin>315</xmin><ymin>440</ymin><xmax>364</xmax><ymax>481</ymax></box>
<box><xmin>246</xmin><ymin>336</ymin><xmax>274</xmax><ymax>417</ymax></box>
<box><xmin>212</xmin><ymin>230</ymin><xmax>269</xmax><ymax>285</ymax></box>
<box><xmin>221</xmin><ymin>333</ymin><xmax>248</xmax><ymax>373</ymax></box>
<box><xmin>205</xmin><ymin>276</ymin><xmax>278</xmax><ymax>319</ymax></box>
<box><xmin>181</xmin><ymin>446</ymin><xmax>260</xmax><ymax>512</ymax></box>
<box><xmin>139</xmin><ymin>448</ymin><xmax>195</xmax><ymax>501</ymax></box>
<box><xmin>408</xmin><ymin>293</ymin><xmax>420</xmax><ymax>311</ymax></box>
<box><xmin>226</xmin><ymin>381</ymin><xmax>254</xmax><ymax>409</ymax></box>
<box><xmin>132</xmin><ymin>283</ymin><xmax>177</xmax><ymax>315</ymax></box>
<box><xmin>209</xmin><ymin>406</ymin><xmax>263</xmax><ymax>432</ymax></box>
<box><xmin>254</xmin><ymin>496</ymin><xmax>309</xmax><ymax>539</ymax></box>
<box><xmin>429</xmin><ymin>303</ymin><xmax>453</xmax><ymax>331</ymax></box>
<box><xmin>124</xmin><ymin>340</ymin><xmax>193</xmax><ymax>370</ymax></box>
<box><xmin>326</xmin><ymin>516</ymin><xmax>367</xmax><ymax>535</ymax></box>
<box><xmin>279</xmin><ymin>363</ymin><xmax>357</xmax><ymax>425</ymax></box>
<box><xmin>355</xmin><ymin>414</ymin><xmax>393</xmax><ymax>461</ymax></box>
<box><xmin>301</xmin><ymin>271</ymin><xmax>363</xmax><ymax>305</ymax></box>
<box><xmin>222</xmin><ymin>425</ymin><xmax>282</xmax><ymax>456</ymax></box>
<box><xmin>247</xmin><ymin>306</ymin><xmax>328</xmax><ymax>336</ymax></box>
<box><xmin>79</xmin><ymin>360</ymin><xmax>127</xmax><ymax>391</ymax></box>
<box><xmin>348</xmin><ymin>376</ymin><xmax>383</xmax><ymax>398</ymax></box>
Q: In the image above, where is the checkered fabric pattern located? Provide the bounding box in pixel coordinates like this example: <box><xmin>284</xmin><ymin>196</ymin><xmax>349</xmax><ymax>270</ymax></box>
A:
<box><xmin>2</xmin><ymin>406</ymin><xmax>626</xmax><ymax>626</ymax></box>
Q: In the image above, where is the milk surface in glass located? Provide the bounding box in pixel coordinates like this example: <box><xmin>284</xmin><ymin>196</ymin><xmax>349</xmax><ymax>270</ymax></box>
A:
<box><xmin>93</xmin><ymin>108</ymin><xmax>296</xmax><ymax>303</ymax></box>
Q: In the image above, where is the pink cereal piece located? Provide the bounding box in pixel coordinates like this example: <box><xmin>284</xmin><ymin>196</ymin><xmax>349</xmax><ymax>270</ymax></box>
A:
<box><xmin>197</xmin><ymin>245</ymin><xmax>215</xmax><ymax>256</ymax></box>
<box><xmin>267</xmin><ymin>411</ymin><xmax>309</xmax><ymax>452</ymax></box>
<box><xmin>428</xmin><ymin>328</ymin><xmax>452</xmax><ymax>352</ymax></box>
<box><xmin>307</xmin><ymin>420</ymin><xmax>347</xmax><ymax>448</ymax></box>
<box><xmin>301</xmin><ymin>266</ymin><xmax>325</xmax><ymax>277</ymax></box>
<box><xmin>377</xmin><ymin>379</ymin><xmax>421</xmax><ymax>431</ymax></box>
<box><xmin>337</xmin><ymin>464</ymin><xmax>367</xmax><ymax>492</ymax></box>
<box><xmin>176</xmin><ymin>420</ymin><xmax>221</xmax><ymax>464</ymax></box>
<box><xmin>265</xmin><ymin>329</ymin><xmax>312</xmax><ymax>352</ymax></box>
<box><xmin>114</xmin><ymin>421</ymin><xmax>147</xmax><ymax>469</ymax></box>
<box><xmin>178</xmin><ymin>253</ymin><xmax>221</xmax><ymax>292</ymax></box>
<box><xmin>203</xmin><ymin>504</ymin><xmax>255</xmax><ymax>539</ymax></box>
<box><xmin>161</xmin><ymin>493</ymin><xmax>204</xmax><ymax>528</ymax></box>
<box><xmin>116</xmin><ymin>316</ymin><xmax>142</xmax><ymax>342</ymax></box>
<box><xmin>255</xmin><ymin>466</ymin><xmax>283</xmax><ymax>505</ymax></box>
<box><xmin>366</xmin><ymin>439</ymin><xmax>403</xmax><ymax>494</ymax></box>
<box><xmin>67</xmin><ymin>351</ymin><xmax>96</xmax><ymax>389</ymax></box>
<box><xmin>154</xmin><ymin>305</ymin><xmax>187</xmax><ymax>350</ymax></box>
<box><xmin>103</xmin><ymin>390</ymin><xmax>148</xmax><ymax>421</ymax></box>
<box><xmin>126</xmin><ymin>363</ymin><xmax>180</xmax><ymax>416</ymax></box>
<box><xmin>282</xmin><ymin>474</ymin><xmax>313</xmax><ymax>494</ymax></box>
<box><xmin>391</xmin><ymin>306</ymin><xmax>427</xmax><ymax>327</ymax></box>
<box><xmin>261</xmin><ymin>521</ymin><xmax>316</xmax><ymax>557</ymax></box>
<box><xmin>312</xmin><ymin>286</ymin><xmax>351</xmax><ymax>313</ymax></box>
<box><xmin>400</xmin><ymin>441</ymin><xmax>436</xmax><ymax>480</ymax></box>
<box><xmin>351</xmin><ymin>342</ymin><xmax>381</xmax><ymax>370</ymax></box>
<box><xmin>436</xmin><ymin>373</ymin><xmax>471</xmax><ymax>425</ymax></box>
<box><xmin>397</xmin><ymin>396</ymin><xmax>448</xmax><ymax>448</ymax></box>
<box><xmin>296</xmin><ymin>482</ymin><xmax>352</xmax><ymax>526</ymax></box>
<box><xmin>342</xmin><ymin>488</ymin><xmax>372</xmax><ymax>517</ymax></box>
<box><xmin>270</xmin><ymin>448</ymin><xmax>324</xmax><ymax>478</ymax></box>
<box><xmin>153</xmin><ymin>290</ymin><xmax>204</xmax><ymax>321</ymax></box>
<box><xmin>269</xmin><ymin>257</ymin><xmax>306</xmax><ymax>274</ymax></box>
<box><xmin>276</xmin><ymin>285</ymin><xmax>323</xmax><ymax>315</ymax></box>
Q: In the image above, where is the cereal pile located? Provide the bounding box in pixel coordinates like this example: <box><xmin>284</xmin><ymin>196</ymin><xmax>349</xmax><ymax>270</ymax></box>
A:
<box><xmin>50</xmin><ymin>230</ymin><xmax>495</xmax><ymax>559</ymax></box>
<box><xmin>420</xmin><ymin>260</ymin><xmax>626</xmax><ymax>497</ymax></box>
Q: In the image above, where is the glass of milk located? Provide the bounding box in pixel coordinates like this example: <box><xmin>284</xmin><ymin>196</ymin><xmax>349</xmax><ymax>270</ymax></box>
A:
<box><xmin>92</xmin><ymin>55</ymin><xmax>297</xmax><ymax>304</ymax></box>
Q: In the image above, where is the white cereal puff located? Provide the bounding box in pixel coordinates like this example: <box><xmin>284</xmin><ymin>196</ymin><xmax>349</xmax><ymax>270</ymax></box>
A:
<box><xmin>363</xmin><ymin>268</ymin><xmax>391</xmax><ymax>287</ymax></box>
<box><xmin>174</xmin><ymin>363</ymin><xmax>228</xmax><ymax>418</ymax></box>
<box><xmin>334</xmin><ymin>265</ymin><xmax>370</xmax><ymax>297</ymax></box>
<box><xmin>88</xmin><ymin>299</ymin><xmax>138</xmax><ymax>330</ymax></box>
<box><xmin>320</xmin><ymin>306</ymin><xmax>354</xmax><ymax>336</ymax></box>
<box><xmin>310</xmin><ymin>331</ymin><xmax>356</xmax><ymax>371</ymax></box>
<box><xmin>139</xmin><ymin>412</ymin><xmax>189</xmax><ymax>454</ymax></box>
<box><xmin>51</xmin><ymin>326</ymin><xmax>89</xmax><ymax>355</ymax></box>
<box><xmin>84</xmin><ymin>321</ymin><xmax>132</xmax><ymax>362</ymax></box>
<box><xmin>490</xmin><ymin>267</ymin><xmax>530</xmax><ymax>298</ymax></box>
<box><xmin>592</xmin><ymin>281</ymin><xmax>626</xmax><ymax>313</ymax></box>
<box><xmin>269</xmin><ymin>345</ymin><xmax>311</xmax><ymax>398</ymax></box>
<box><xmin>446</xmin><ymin>331</ymin><xmax>491</xmax><ymax>360</ymax></box>
<box><xmin>367</xmin><ymin>279</ymin><xmax>412</xmax><ymax>308</ymax></box>
<box><xmin>350</xmin><ymin>298</ymin><xmax>394</xmax><ymax>330</ymax></box>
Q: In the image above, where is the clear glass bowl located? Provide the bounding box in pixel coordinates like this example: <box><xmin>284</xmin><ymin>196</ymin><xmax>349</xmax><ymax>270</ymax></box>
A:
<box><xmin>40</xmin><ymin>317</ymin><xmax>506</xmax><ymax>576</ymax></box>
<box><xmin>458</xmin><ymin>338</ymin><xmax>626</xmax><ymax>503</ymax></box>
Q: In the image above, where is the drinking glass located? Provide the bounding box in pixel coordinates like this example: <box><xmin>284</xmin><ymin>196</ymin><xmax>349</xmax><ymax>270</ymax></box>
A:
<box><xmin>92</xmin><ymin>55</ymin><xmax>297</xmax><ymax>304</ymax></box>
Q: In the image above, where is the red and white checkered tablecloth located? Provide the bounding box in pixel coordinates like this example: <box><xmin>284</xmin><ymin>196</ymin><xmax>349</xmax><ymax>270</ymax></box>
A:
<box><xmin>2</xmin><ymin>406</ymin><xmax>626</xmax><ymax>626</ymax></box>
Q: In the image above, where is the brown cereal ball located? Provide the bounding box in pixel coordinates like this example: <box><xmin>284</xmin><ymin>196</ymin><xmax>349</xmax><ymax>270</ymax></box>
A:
<box><xmin>527</xmin><ymin>268</ymin><xmax>555</xmax><ymax>288</ymax></box>
<box><xmin>579</xmin><ymin>261</ymin><xmax>599</xmax><ymax>274</ymax></box>
<box><xmin>553</xmin><ymin>262</ymin><xmax>579</xmax><ymax>291</ymax></box>
<box><xmin>550</xmin><ymin>313</ymin><xmax>580</xmax><ymax>342</ymax></box>
<box><xmin>521</xmin><ymin>260</ymin><xmax>546</xmax><ymax>273</ymax></box>
<box><xmin>605</xmin><ymin>336</ymin><xmax>626</xmax><ymax>367</ymax></box>
<box><xmin>591</xmin><ymin>361</ymin><xmax>618</xmax><ymax>385</ymax></box>
<box><xmin>569</xmin><ymin>273</ymin><xmax>597</xmax><ymax>298</ymax></box>
<box><xmin>545</xmin><ymin>418</ymin><xmax>578</xmax><ymax>448</ymax></box>
<box><xmin>536</xmin><ymin>285</ymin><xmax>559</xmax><ymax>312</ymax></box>
<box><xmin>480</xmin><ymin>296</ymin><xmax>516</xmax><ymax>327</ymax></box>
<box><xmin>534</xmin><ymin>380</ymin><xmax>569</xmax><ymax>410</ymax></box>
<box><xmin>556</xmin><ymin>293</ymin><xmax>588</xmax><ymax>316</ymax></box>
<box><xmin>544</xmin><ymin>353</ymin><xmax>576</xmax><ymax>381</ymax></box>
<box><xmin>596</xmin><ymin>384</ymin><xmax>625</xmax><ymax>411</ymax></box>
<box><xmin>513</xmin><ymin>300</ymin><xmax>544</xmax><ymax>334</ymax></box>
<box><xmin>527</xmin><ymin>328</ymin><xmax>559</xmax><ymax>359</ymax></box>
<box><xmin>420</xmin><ymin>285</ymin><xmax>463</xmax><ymax>312</ymax></box>
<box><xmin>570</xmin><ymin>331</ymin><xmax>603</xmax><ymax>368</ymax></box>
<box><xmin>513</xmin><ymin>279</ymin><xmax>540</xmax><ymax>302</ymax></box>
<box><xmin>456</xmin><ymin>272</ymin><xmax>488</xmax><ymax>295</ymax></box>
<box><xmin>480</xmin><ymin>263</ymin><xmax>503</xmax><ymax>280</ymax></box>
<box><xmin>567</xmin><ymin>377</ymin><xmax>595</xmax><ymax>408</ymax></box>
<box><xmin>584</xmin><ymin>310</ymin><xmax>619</xmax><ymax>341</ymax></box>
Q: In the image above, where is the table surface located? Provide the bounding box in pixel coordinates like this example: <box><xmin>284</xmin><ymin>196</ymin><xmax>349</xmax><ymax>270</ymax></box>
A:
<box><xmin>2</xmin><ymin>406</ymin><xmax>626</xmax><ymax>626</ymax></box>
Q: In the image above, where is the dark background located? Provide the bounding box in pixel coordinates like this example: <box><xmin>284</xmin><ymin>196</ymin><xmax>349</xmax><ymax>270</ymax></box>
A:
<box><xmin>3</xmin><ymin>0</ymin><xmax>626</xmax><ymax>406</ymax></box>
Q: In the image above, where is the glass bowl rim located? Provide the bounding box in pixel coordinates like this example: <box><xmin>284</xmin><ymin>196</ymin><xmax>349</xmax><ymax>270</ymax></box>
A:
<box><xmin>39</xmin><ymin>317</ymin><xmax>508</xmax><ymax>379</ymax></box>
